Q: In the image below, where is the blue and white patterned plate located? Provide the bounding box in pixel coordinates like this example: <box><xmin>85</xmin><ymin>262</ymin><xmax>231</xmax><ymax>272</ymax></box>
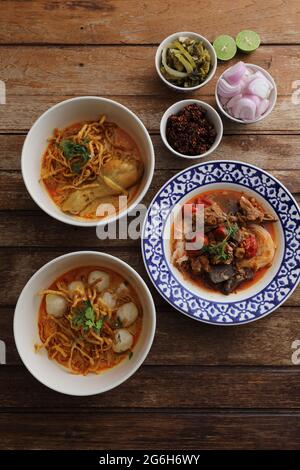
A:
<box><xmin>142</xmin><ymin>160</ymin><xmax>300</xmax><ymax>325</ymax></box>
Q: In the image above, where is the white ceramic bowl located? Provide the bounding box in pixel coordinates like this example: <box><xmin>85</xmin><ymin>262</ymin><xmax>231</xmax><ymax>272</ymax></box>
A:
<box><xmin>155</xmin><ymin>31</ymin><xmax>217</xmax><ymax>92</ymax></box>
<box><xmin>215</xmin><ymin>63</ymin><xmax>277</xmax><ymax>124</ymax></box>
<box><xmin>160</xmin><ymin>99</ymin><xmax>223</xmax><ymax>160</ymax></box>
<box><xmin>21</xmin><ymin>96</ymin><xmax>155</xmax><ymax>227</ymax></box>
<box><xmin>14</xmin><ymin>251</ymin><xmax>156</xmax><ymax>396</ymax></box>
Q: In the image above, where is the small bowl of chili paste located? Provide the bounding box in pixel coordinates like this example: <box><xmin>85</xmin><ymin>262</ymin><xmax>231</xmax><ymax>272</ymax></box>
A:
<box><xmin>160</xmin><ymin>100</ymin><xmax>223</xmax><ymax>159</ymax></box>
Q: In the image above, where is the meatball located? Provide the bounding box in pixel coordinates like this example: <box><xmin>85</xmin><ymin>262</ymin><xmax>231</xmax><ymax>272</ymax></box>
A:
<box><xmin>116</xmin><ymin>302</ymin><xmax>138</xmax><ymax>327</ymax></box>
<box><xmin>68</xmin><ymin>280</ymin><xmax>85</xmax><ymax>295</ymax></box>
<box><xmin>101</xmin><ymin>291</ymin><xmax>116</xmax><ymax>309</ymax></box>
<box><xmin>112</xmin><ymin>329</ymin><xmax>133</xmax><ymax>353</ymax></box>
<box><xmin>88</xmin><ymin>270</ymin><xmax>110</xmax><ymax>292</ymax></box>
<box><xmin>45</xmin><ymin>294</ymin><xmax>67</xmax><ymax>318</ymax></box>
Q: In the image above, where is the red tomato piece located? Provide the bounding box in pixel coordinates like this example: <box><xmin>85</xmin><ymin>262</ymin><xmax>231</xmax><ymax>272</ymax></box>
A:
<box><xmin>242</xmin><ymin>234</ymin><xmax>258</xmax><ymax>259</ymax></box>
<box><xmin>214</xmin><ymin>225</ymin><xmax>228</xmax><ymax>240</ymax></box>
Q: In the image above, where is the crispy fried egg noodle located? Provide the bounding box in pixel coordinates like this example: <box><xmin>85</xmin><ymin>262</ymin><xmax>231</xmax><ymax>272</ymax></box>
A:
<box><xmin>36</xmin><ymin>267</ymin><xmax>142</xmax><ymax>375</ymax></box>
<box><xmin>40</xmin><ymin>115</ymin><xmax>144</xmax><ymax>219</ymax></box>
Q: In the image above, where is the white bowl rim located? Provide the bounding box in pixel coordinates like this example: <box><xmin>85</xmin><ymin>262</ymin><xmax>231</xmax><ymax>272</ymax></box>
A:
<box><xmin>155</xmin><ymin>31</ymin><xmax>217</xmax><ymax>92</ymax></box>
<box><xmin>21</xmin><ymin>96</ymin><xmax>155</xmax><ymax>228</ymax></box>
<box><xmin>141</xmin><ymin>158</ymin><xmax>300</xmax><ymax>326</ymax></box>
<box><xmin>215</xmin><ymin>63</ymin><xmax>278</xmax><ymax>124</ymax></box>
<box><xmin>160</xmin><ymin>99</ymin><xmax>223</xmax><ymax>159</ymax></box>
<box><xmin>13</xmin><ymin>250</ymin><xmax>156</xmax><ymax>395</ymax></box>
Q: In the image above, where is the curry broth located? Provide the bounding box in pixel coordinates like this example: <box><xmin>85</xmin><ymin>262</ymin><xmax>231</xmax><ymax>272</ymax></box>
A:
<box><xmin>41</xmin><ymin>119</ymin><xmax>143</xmax><ymax>220</ymax></box>
<box><xmin>38</xmin><ymin>266</ymin><xmax>143</xmax><ymax>373</ymax></box>
<box><xmin>171</xmin><ymin>189</ymin><xmax>277</xmax><ymax>294</ymax></box>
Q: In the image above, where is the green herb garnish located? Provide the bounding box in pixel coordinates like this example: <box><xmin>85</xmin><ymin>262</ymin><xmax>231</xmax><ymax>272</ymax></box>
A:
<box><xmin>72</xmin><ymin>300</ymin><xmax>103</xmax><ymax>334</ymax></box>
<box><xmin>128</xmin><ymin>351</ymin><xmax>133</xmax><ymax>360</ymax></box>
<box><xmin>203</xmin><ymin>223</ymin><xmax>239</xmax><ymax>262</ymax></box>
<box><xmin>205</xmin><ymin>241</ymin><xmax>230</xmax><ymax>261</ymax></box>
<box><xmin>59</xmin><ymin>139</ymin><xmax>90</xmax><ymax>174</ymax></box>
<box><xmin>94</xmin><ymin>319</ymin><xmax>104</xmax><ymax>333</ymax></box>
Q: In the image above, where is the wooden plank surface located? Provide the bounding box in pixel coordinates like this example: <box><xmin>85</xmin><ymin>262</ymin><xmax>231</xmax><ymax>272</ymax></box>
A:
<box><xmin>1</xmin><ymin>366</ymin><xmax>300</xmax><ymax>409</ymax></box>
<box><xmin>1</xmin><ymin>0</ymin><xmax>300</xmax><ymax>452</ymax></box>
<box><xmin>1</xmin><ymin>412</ymin><xmax>300</xmax><ymax>450</ymax></box>
<box><xmin>0</xmin><ymin>168</ymin><xmax>299</xmax><ymax>213</ymax></box>
<box><xmin>2</xmin><ymin>134</ymin><xmax>300</xmax><ymax>172</ymax></box>
<box><xmin>0</xmin><ymin>247</ymin><xmax>299</xmax><ymax>305</ymax></box>
<box><xmin>0</xmin><ymin>46</ymin><xmax>298</xmax><ymax>97</ymax></box>
<box><xmin>0</xmin><ymin>46</ymin><xmax>299</xmax><ymax>135</ymax></box>
<box><xmin>1</xmin><ymin>0</ymin><xmax>300</xmax><ymax>45</ymax></box>
<box><xmin>1</xmin><ymin>305</ymin><xmax>299</xmax><ymax>366</ymax></box>
<box><xmin>1</xmin><ymin>96</ymin><xmax>299</xmax><ymax>133</ymax></box>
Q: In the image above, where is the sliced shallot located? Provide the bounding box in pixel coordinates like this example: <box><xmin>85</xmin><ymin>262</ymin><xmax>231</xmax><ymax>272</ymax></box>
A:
<box><xmin>231</xmin><ymin>97</ymin><xmax>257</xmax><ymax>121</ymax></box>
<box><xmin>218</xmin><ymin>78</ymin><xmax>241</xmax><ymax>98</ymax></box>
<box><xmin>243</xmin><ymin>94</ymin><xmax>261</xmax><ymax>111</ymax></box>
<box><xmin>256</xmin><ymin>98</ymin><xmax>270</xmax><ymax>117</ymax></box>
<box><xmin>217</xmin><ymin>62</ymin><xmax>273</xmax><ymax>121</ymax></box>
<box><xmin>226</xmin><ymin>93</ymin><xmax>243</xmax><ymax>111</ymax></box>
<box><xmin>247</xmin><ymin>77</ymin><xmax>272</xmax><ymax>99</ymax></box>
<box><xmin>223</xmin><ymin>61</ymin><xmax>246</xmax><ymax>85</ymax></box>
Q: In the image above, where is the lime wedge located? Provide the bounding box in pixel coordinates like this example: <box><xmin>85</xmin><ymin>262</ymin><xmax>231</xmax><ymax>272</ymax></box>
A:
<box><xmin>213</xmin><ymin>35</ymin><xmax>237</xmax><ymax>61</ymax></box>
<box><xmin>236</xmin><ymin>30</ymin><xmax>260</xmax><ymax>52</ymax></box>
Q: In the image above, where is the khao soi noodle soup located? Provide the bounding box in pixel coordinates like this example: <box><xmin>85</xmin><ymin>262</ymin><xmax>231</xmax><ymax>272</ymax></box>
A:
<box><xmin>36</xmin><ymin>267</ymin><xmax>143</xmax><ymax>375</ymax></box>
<box><xmin>171</xmin><ymin>189</ymin><xmax>277</xmax><ymax>295</ymax></box>
<box><xmin>40</xmin><ymin>116</ymin><xmax>144</xmax><ymax>220</ymax></box>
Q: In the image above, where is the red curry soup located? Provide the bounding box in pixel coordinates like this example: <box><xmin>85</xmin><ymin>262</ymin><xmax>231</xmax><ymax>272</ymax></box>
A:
<box><xmin>40</xmin><ymin>115</ymin><xmax>144</xmax><ymax>220</ymax></box>
<box><xmin>36</xmin><ymin>266</ymin><xmax>142</xmax><ymax>375</ymax></box>
<box><xmin>171</xmin><ymin>189</ymin><xmax>277</xmax><ymax>295</ymax></box>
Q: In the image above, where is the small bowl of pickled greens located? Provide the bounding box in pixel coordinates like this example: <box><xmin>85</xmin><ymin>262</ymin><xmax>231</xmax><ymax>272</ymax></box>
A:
<box><xmin>156</xmin><ymin>32</ymin><xmax>217</xmax><ymax>92</ymax></box>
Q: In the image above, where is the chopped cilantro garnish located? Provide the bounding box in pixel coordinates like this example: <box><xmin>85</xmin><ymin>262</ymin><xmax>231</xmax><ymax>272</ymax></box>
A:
<box><xmin>59</xmin><ymin>139</ymin><xmax>90</xmax><ymax>174</ymax></box>
<box><xmin>72</xmin><ymin>300</ymin><xmax>104</xmax><ymax>334</ymax></box>
<box><xmin>203</xmin><ymin>222</ymin><xmax>239</xmax><ymax>262</ymax></box>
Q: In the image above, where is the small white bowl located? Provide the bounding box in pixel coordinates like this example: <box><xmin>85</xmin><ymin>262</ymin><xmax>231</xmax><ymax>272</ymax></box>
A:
<box><xmin>14</xmin><ymin>251</ymin><xmax>156</xmax><ymax>396</ymax></box>
<box><xmin>215</xmin><ymin>63</ymin><xmax>277</xmax><ymax>124</ymax></box>
<box><xmin>155</xmin><ymin>31</ymin><xmax>217</xmax><ymax>92</ymax></box>
<box><xmin>160</xmin><ymin>99</ymin><xmax>223</xmax><ymax>160</ymax></box>
<box><xmin>21</xmin><ymin>96</ymin><xmax>155</xmax><ymax>227</ymax></box>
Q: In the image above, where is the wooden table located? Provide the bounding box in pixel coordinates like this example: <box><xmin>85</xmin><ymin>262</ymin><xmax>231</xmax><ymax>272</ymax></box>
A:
<box><xmin>1</xmin><ymin>0</ymin><xmax>300</xmax><ymax>451</ymax></box>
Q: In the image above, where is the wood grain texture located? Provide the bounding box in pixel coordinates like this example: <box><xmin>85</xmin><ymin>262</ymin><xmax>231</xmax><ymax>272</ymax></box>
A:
<box><xmin>1</xmin><ymin>247</ymin><xmax>299</xmax><ymax>306</ymax></box>
<box><xmin>1</xmin><ymin>0</ymin><xmax>300</xmax><ymax>451</ymax></box>
<box><xmin>1</xmin><ymin>0</ymin><xmax>300</xmax><ymax>45</ymax></box>
<box><xmin>1</xmin><ymin>366</ymin><xmax>300</xmax><ymax>409</ymax></box>
<box><xmin>1</xmin><ymin>412</ymin><xmax>300</xmax><ymax>450</ymax></box>
<box><xmin>3</xmin><ymin>134</ymin><xmax>300</xmax><ymax>171</ymax></box>
<box><xmin>0</xmin><ymin>169</ymin><xmax>299</xmax><ymax>213</ymax></box>
<box><xmin>1</xmin><ymin>96</ymin><xmax>299</xmax><ymax>133</ymax></box>
<box><xmin>0</xmin><ymin>133</ymin><xmax>300</xmax><ymax>212</ymax></box>
<box><xmin>0</xmin><ymin>46</ymin><xmax>298</xmax><ymax>97</ymax></box>
<box><xmin>1</xmin><ymin>300</ymin><xmax>300</xmax><ymax>366</ymax></box>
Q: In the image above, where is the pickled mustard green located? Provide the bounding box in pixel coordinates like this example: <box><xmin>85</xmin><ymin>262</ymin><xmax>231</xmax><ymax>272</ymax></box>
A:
<box><xmin>160</xmin><ymin>36</ymin><xmax>211</xmax><ymax>88</ymax></box>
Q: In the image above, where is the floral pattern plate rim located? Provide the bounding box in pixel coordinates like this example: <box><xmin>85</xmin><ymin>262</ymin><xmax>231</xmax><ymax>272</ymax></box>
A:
<box><xmin>141</xmin><ymin>160</ymin><xmax>300</xmax><ymax>325</ymax></box>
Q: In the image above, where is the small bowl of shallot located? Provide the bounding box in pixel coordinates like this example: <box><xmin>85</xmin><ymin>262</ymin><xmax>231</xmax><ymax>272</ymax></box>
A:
<box><xmin>215</xmin><ymin>62</ymin><xmax>277</xmax><ymax>124</ymax></box>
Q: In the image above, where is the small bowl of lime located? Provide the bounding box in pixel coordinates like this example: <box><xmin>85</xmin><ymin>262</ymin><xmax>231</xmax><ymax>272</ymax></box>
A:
<box><xmin>213</xmin><ymin>31</ymin><xmax>261</xmax><ymax>61</ymax></box>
